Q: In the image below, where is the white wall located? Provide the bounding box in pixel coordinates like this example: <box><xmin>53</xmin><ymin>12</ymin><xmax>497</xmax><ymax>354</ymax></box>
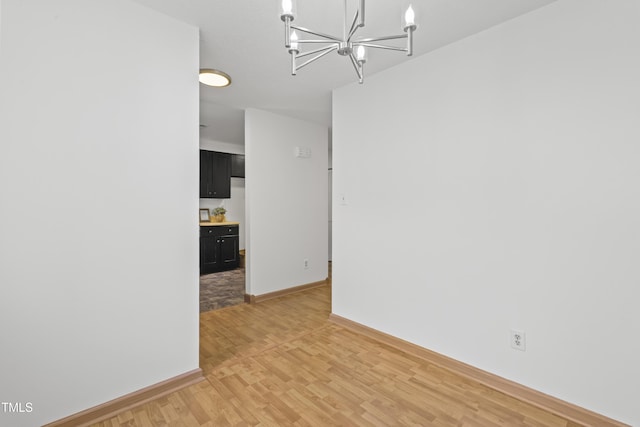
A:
<box><xmin>332</xmin><ymin>1</ymin><xmax>640</xmax><ymax>425</ymax></box>
<box><xmin>245</xmin><ymin>109</ymin><xmax>328</xmax><ymax>296</ymax></box>
<box><xmin>0</xmin><ymin>1</ymin><xmax>199</xmax><ymax>426</ymax></box>
<box><xmin>328</xmin><ymin>134</ymin><xmax>333</xmax><ymax>261</ymax></box>
<box><xmin>199</xmin><ymin>139</ymin><xmax>245</xmax><ymax>250</ymax></box>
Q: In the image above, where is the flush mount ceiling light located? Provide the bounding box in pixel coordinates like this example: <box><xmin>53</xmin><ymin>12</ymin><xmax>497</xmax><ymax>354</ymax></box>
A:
<box><xmin>199</xmin><ymin>69</ymin><xmax>231</xmax><ymax>87</ymax></box>
<box><xmin>279</xmin><ymin>0</ymin><xmax>417</xmax><ymax>84</ymax></box>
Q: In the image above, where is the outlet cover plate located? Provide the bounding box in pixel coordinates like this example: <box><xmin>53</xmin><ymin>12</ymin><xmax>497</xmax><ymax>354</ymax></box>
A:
<box><xmin>510</xmin><ymin>330</ymin><xmax>526</xmax><ymax>351</ymax></box>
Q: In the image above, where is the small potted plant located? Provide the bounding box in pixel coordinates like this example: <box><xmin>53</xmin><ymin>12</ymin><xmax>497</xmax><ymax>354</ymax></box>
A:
<box><xmin>212</xmin><ymin>207</ymin><xmax>227</xmax><ymax>223</ymax></box>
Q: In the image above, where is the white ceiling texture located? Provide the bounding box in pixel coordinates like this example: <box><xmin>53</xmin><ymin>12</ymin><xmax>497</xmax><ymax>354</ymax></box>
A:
<box><xmin>131</xmin><ymin>0</ymin><xmax>556</xmax><ymax>145</ymax></box>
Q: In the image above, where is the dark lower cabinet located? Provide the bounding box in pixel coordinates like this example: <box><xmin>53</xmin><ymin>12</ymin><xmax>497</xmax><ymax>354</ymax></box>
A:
<box><xmin>200</xmin><ymin>225</ymin><xmax>239</xmax><ymax>274</ymax></box>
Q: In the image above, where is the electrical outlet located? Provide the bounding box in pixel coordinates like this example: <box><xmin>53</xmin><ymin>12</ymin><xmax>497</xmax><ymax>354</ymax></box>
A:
<box><xmin>510</xmin><ymin>330</ymin><xmax>526</xmax><ymax>351</ymax></box>
<box><xmin>304</xmin><ymin>259</ymin><xmax>309</xmax><ymax>269</ymax></box>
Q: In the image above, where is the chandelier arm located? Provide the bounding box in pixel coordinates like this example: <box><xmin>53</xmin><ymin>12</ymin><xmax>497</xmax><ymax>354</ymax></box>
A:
<box><xmin>284</xmin><ymin>16</ymin><xmax>292</xmax><ymax>48</ymax></box>
<box><xmin>290</xmin><ymin>25</ymin><xmax>342</xmax><ymax>42</ymax></box>
<box><xmin>297</xmin><ymin>39</ymin><xmax>342</xmax><ymax>44</ymax></box>
<box><xmin>291</xmin><ymin>51</ymin><xmax>297</xmax><ymax>75</ymax></box>
<box><xmin>297</xmin><ymin>46</ymin><xmax>339</xmax><ymax>71</ymax></box>
<box><xmin>346</xmin><ymin>10</ymin><xmax>360</xmax><ymax>42</ymax></box>
<box><xmin>406</xmin><ymin>27</ymin><xmax>415</xmax><ymax>56</ymax></box>
<box><xmin>355</xmin><ymin>43</ymin><xmax>408</xmax><ymax>53</ymax></box>
<box><xmin>348</xmin><ymin>53</ymin><xmax>363</xmax><ymax>83</ymax></box>
<box><xmin>296</xmin><ymin>44</ymin><xmax>339</xmax><ymax>59</ymax></box>
<box><xmin>356</xmin><ymin>34</ymin><xmax>407</xmax><ymax>43</ymax></box>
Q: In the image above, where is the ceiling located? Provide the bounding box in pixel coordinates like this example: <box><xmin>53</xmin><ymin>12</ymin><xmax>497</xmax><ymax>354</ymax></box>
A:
<box><xmin>131</xmin><ymin>0</ymin><xmax>556</xmax><ymax>145</ymax></box>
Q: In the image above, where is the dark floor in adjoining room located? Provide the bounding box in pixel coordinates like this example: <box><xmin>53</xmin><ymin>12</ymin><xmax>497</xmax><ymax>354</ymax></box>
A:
<box><xmin>199</xmin><ymin>268</ymin><xmax>245</xmax><ymax>313</ymax></box>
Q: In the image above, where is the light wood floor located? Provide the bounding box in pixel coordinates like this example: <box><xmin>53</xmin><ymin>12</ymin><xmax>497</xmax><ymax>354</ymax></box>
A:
<box><xmin>93</xmin><ymin>284</ymin><xmax>582</xmax><ymax>426</ymax></box>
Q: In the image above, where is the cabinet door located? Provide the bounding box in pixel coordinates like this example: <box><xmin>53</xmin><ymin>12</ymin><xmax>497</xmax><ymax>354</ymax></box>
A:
<box><xmin>200</xmin><ymin>150</ymin><xmax>231</xmax><ymax>198</ymax></box>
<box><xmin>200</xmin><ymin>235</ymin><xmax>221</xmax><ymax>274</ymax></box>
<box><xmin>231</xmin><ymin>154</ymin><xmax>245</xmax><ymax>178</ymax></box>
<box><xmin>199</xmin><ymin>150</ymin><xmax>212</xmax><ymax>198</ymax></box>
<box><xmin>211</xmin><ymin>152</ymin><xmax>231</xmax><ymax>198</ymax></box>
<box><xmin>219</xmin><ymin>235</ymin><xmax>239</xmax><ymax>267</ymax></box>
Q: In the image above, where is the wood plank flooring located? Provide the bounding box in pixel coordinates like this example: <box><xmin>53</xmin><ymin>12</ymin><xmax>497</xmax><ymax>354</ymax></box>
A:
<box><xmin>93</xmin><ymin>284</ymin><xmax>583</xmax><ymax>426</ymax></box>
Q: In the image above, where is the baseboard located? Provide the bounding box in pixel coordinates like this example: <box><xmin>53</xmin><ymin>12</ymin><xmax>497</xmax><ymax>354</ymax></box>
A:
<box><xmin>329</xmin><ymin>314</ymin><xmax>628</xmax><ymax>427</ymax></box>
<box><xmin>44</xmin><ymin>368</ymin><xmax>205</xmax><ymax>427</ymax></box>
<box><xmin>248</xmin><ymin>280</ymin><xmax>328</xmax><ymax>304</ymax></box>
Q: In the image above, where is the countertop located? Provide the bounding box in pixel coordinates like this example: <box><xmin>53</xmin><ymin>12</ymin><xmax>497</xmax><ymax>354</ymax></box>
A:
<box><xmin>199</xmin><ymin>221</ymin><xmax>240</xmax><ymax>227</ymax></box>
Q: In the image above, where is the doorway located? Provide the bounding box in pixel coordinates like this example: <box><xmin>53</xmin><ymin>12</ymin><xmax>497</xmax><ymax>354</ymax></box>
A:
<box><xmin>199</xmin><ymin>148</ymin><xmax>246</xmax><ymax>313</ymax></box>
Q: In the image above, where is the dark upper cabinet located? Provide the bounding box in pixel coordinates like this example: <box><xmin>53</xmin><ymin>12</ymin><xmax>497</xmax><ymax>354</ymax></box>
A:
<box><xmin>231</xmin><ymin>154</ymin><xmax>245</xmax><ymax>178</ymax></box>
<box><xmin>200</xmin><ymin>150</ymin><xmax>231</xmax><ymax>198</ymax></box>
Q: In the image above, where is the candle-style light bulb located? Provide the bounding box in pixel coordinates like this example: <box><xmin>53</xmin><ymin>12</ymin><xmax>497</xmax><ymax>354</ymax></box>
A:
<box><xmin>355</xmin><ymin>45</ymin><xmax>367</xmax><ymax>63</ymax></box>
<box><xmin>404</xmin><ymin>4</ymin><xmax>415</xmax><ymax>27</ymax></box>
<box><xmin>280</xmin><ymin>0</ymin><xmax>296</xmax><ymax>20</ymax></box>
<box><xmin>290</xmin><ymin>30</ymin><xmax>299</xmax><ymax>51</ymax></box>
<box><xmin>282</xmin><ymin>0</ymin><xmax>292</xmax><ymax>14</ymax></box>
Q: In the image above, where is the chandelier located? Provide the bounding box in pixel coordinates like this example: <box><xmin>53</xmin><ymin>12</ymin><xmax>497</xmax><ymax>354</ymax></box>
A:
<box><xmin>279</xmin><ymin>0</ymin><xmax>417</xmax><ymax>84</ymax></box>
